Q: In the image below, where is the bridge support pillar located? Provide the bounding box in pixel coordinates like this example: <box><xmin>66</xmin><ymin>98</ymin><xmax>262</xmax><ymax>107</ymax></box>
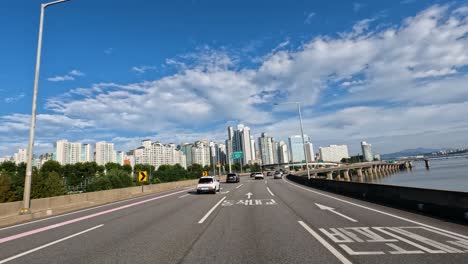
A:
<box><xmin>326</xmin><ymin>171</ymin><xmax>333</xmax><ymax>180</ymax></box>
<box><xmin>366</xmin><ymin>168</ymin><xmax>374</xmax><ymax>180</ymax></box>
<box><xmin>343</xmin><ymin>169</ymin><xmax>350</xmax><ymax>181</ymax></box>
<box><xmin>356</xmin><ymin>168</ymin><xmax>363</xmax><ymax>182</ymax></box>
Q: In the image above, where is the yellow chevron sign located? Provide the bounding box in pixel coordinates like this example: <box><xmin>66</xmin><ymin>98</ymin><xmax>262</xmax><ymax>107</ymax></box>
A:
<box><xmin>138</xmin><ymin>171</ymin><xmax>148</xmax><ymax>182</ymax></box>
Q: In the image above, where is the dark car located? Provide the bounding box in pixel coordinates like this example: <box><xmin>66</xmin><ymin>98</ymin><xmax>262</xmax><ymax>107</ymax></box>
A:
<box><xmin>226</xmin><ymin>173</ymin><xmax>240</xmax><ymax>183</ymax></box>
<box><xmin>267</xmin><ymin>171</ymin><xmax>273</xmax><ymax>176</ymax></box>
<box><xmin>250</xmin><ymin>172</ymin><xmax>255</xmax><ymax>178</ymax></box>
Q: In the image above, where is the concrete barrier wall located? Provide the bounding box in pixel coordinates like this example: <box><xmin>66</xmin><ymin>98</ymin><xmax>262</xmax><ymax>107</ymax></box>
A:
<box><xmin>0</xmin><ymin>179</ymin><xmax>198</xmax><ymax>227</ymax></box>
<box><xmin>287</xmin><ymin>175</ymin><xmax>468</xmax><ymax>223</ymax></box>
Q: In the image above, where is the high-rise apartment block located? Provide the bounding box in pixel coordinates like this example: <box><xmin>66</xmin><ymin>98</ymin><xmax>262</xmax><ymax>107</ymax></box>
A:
<box><xmin>13</xmin><ymin>149</ymin><xmax>27</xmax><ymax>165</ymax></box>
<box><xmin>288</xmin><ymin>135</ymin><xmax>310</xmax><ymax>163</ymax></box>
<box><xmin>319</xmin><ymin>145</ymin><xmax>349</xmax><ymax>162</ymax></box>
<box><xmin>191</xmin><ymin>141</ymin><xmax>210</xmax><ymax>167</ymax></box>
<box><xmin>361</xmin><ymin>141</ymin><xmax>374</xmax><ymax>162</ymax></box>
<box><xmin>54</xmin><ymin>140</ymin><xmax>82</xmax><ymax>165</ymax></box>
<box><xmin>95</xmin><ymin>141</ymin><xmax>116</xmax><ymax>166</ymax></box>
<box><xmin>227</xmin><ymin>124</ymin><xmax>255</xmax><ymax>165</ymax></box>
<box><xmin>259</xmin><ymin>133</ymin><xmax>274</xmax><ymax>165</ymax></box>
<box><xmin>134</xmin><ymin>140</ymin><xmax>186</xmax><ymax>169</ymax></box>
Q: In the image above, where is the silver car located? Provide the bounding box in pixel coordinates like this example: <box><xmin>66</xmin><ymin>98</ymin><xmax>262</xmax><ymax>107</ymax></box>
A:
<box><xmin>273</xmin><ymin>171</ymin><xmax>282</xmax><ymax>179</ymax></box>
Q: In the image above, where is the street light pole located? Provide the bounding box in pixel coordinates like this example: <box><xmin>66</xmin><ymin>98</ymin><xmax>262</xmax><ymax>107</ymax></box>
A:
<box><xmin>21</xmin><ymin>0</ymin><xmax>70</xmax><ymax>214</ymax></box>
<box><xmin>296</xmin><ymin>103</ymin><xmax>311</xmax><ymax>180</ymax></box>
<box><xmin>274</xmin><ymin>102</ymin><xmax>311</xmax><ymax>180</ymax></box>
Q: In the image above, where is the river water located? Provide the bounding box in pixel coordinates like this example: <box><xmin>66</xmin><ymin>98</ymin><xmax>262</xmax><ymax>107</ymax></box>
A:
<box><xmin>370</xmin><ymin>156</ymin><xmax>468</xmax><ymax>193</ymax></box>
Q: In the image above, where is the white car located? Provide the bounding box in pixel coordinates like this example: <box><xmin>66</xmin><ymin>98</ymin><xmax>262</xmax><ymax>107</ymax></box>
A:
<box><xmin>197</xmin><ymin>176</ymin><xmax>220</xmax><ymax>194</ymax></box>
<box><xmin>254</xmin><ymin>172</ymin><xmax>264</xmax><ymax>180</ymax></box>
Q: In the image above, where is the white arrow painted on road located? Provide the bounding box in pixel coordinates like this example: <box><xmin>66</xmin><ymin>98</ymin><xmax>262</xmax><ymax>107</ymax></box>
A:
<box><xmin>246</xmin><ymin>192</ymin><xmax>253</xmax><ymax>199</ymax></box>
<box><xmin>315</xmin><ymin>203</ymin><xmax>358</xmax><ymax>222</ymax></box>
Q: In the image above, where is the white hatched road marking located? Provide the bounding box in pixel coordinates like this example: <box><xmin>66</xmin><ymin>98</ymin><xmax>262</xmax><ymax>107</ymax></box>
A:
<box><xmin>298</xmin><ymin>221</ymin><xmax>352</xmax><ymax>264</ymax></box>
<box><xmin>284</xmin><ymin>177</ymin><xmax>468</xmax><ymax>240</ymax></box>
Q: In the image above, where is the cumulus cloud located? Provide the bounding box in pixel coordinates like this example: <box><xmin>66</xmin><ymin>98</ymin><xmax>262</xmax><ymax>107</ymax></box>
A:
<box><xmin>131</xmin><ymin>65</ymin><xmax>157</xmax><ymax>74</ymax></box>
<box><xmin>2</xmin><ymin>4</ymin><xmax>468</xmax><ymax>156</ymax></box>
<box><xmin>47</xmin><ymin>69</ymin><xmax>85</xmax><ymax>82</ymax></box>
<box><xmin>4</xmin><ymin>93</ymin><xmax>25</xmax><ymax>103</ymax></box>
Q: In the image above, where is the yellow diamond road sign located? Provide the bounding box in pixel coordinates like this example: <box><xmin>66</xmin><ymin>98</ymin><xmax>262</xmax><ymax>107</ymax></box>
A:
<box><xmin>202</xmin><ymin>171</ymin><xmax>208</xmax><ymax>177</ymax></box>
<box><xmin>138</xmin><ymin>171</ymin><xmax>148</xmax><ymax>182</ymax></box>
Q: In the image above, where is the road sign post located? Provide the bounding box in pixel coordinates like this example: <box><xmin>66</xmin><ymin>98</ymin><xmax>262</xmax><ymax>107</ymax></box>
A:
<box><xmin>231</xmin><ymin>151</ymin><xmax>244</xmax><ymax>173</ymax></box>
<box><xmin>138</xmin><ymin>171</ymin><xmax>148</xmax><ymax>192</ymax></box>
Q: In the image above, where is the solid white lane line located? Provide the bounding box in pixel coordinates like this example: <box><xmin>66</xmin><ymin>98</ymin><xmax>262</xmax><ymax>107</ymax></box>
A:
<box><xmin>235</xmin><ymin>184</ymin><xmax>243</xmax><ymax>189</ymax></box>
<box><xmin>266</xmin><ymin>187</ymin><xmax>275</xmax><ymax>197</ymax></box>
<box><xmin>198</xmin><ymin>197</ymin><xmax>226</xmax><ymax>224</ymax></box>
<box><xmin>178</xmin><ymin>194</ymin><xmax>190</xmax><ymax>198</ymax></box>
<box><xmin>0</xmin><ymin>186</ymin><xmax>194</xmax><ymax>232</ymax></box>
<box><xmin>298</xmin><ymin>221</ymin><xmax>352</xmax><ymax>264</ymax></box>
<box><xmin>284</xmin><ymin>178</ymin><xmax>468</xmax><ymax>240</ymax></box>
<box><xmin>0</xmin><ymin>224</ymin><xmax>104</xmax><ymax>264</ymax></box>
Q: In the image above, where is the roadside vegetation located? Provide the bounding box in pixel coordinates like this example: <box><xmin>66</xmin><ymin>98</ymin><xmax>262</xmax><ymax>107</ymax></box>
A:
<box><xmin>0</xmin><ymin>161</ymin><xmax>222</xmax><ymax>203</ymax></box>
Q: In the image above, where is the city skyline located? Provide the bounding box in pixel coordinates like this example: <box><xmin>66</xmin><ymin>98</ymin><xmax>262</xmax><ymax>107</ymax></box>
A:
<box><xmin>1</xmin><ymin>1</ymin><xmax>468</xmax><ymax>157</ymax></box>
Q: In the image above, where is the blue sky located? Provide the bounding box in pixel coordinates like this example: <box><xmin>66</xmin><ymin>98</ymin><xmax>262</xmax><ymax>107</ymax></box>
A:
<box><xmin>1</xmin><ymin>0</ymin><xmax>468</xmax><ymax>156</ymax></box>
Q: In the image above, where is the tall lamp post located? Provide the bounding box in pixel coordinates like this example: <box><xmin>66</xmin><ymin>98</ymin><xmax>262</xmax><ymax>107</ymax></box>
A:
<box><xmin>21</xmin><ymin>0</ymin><xmax>71</xmax><ymax>214</ymax></box>
<box><xmin>274</xmin><ymin>102</ymin><xmax>311</xmax><ymax>180</ymax></box>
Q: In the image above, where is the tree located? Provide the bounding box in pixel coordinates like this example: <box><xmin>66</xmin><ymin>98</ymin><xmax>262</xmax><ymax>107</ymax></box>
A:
<box><xmin>43</xmin><ymin>171</ymin><xmax>66</xmax><ymax>197</ymax></box>
<box><xmin>40</xmin><ymin>160</ymin><xmax>62</xmax><ymax>175</ymax></box>
<box><xmin>122</xmin><ymin>164</ymin><xmax>132</xmax><ymax>174</ymax></box>
<box><xmin>0</xmin><ymin>172</ymin><xmax>16</xmax><ymax>202</ymax></box>
<box><xmin>96</xmin><ymin>165</ymin><xmax>106</xmax><ymax>177</ymax></box>
<box><xmin>250</xmin><ymin>163</ymin><xmax>261</xmax><ymax>172</ymax></box>
<box><xmin>156</xmin><ymin>164</ymin><xmax>188</xmax><ymax>182</ymax></box>
<box><xmin>86</xmin><ymin>176</ymin><xmax>112</xmax><ymax>192</ymax></box>
<box><xmin>107</xmin><ymin>169</ymin><xmax>132</xmax><ymax>189</ymax></box>
<box><xmin>105</xmin><ymin>162</ymin><xmax>122</xmax><ymax>173</ymax></box>
<box><xmin>0</xmin><ymin>161</ymin><xmax>17</xmax><ymax>175</ymax></box>
<box><xmin>62</xmin><ymin>164</ymin><xmax>80</xmax><ymax>186</ymax></box>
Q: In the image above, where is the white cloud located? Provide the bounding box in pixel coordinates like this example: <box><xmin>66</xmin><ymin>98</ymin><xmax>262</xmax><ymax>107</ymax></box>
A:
<box><xmin>47</xmin><ymin>75</ymin><xmax>75</xmax><ymax>82</ymax></box>
<box><xmin>304</xmin><ymin>12</ymin><xmax>316</xmax><ymax>24</ymax></box>
<box><xmin>2</xmin><ymin>4</ymin><xmax>468</xmax><ymax>156</ymax></box>
<box><xmin>4</xmin><ymin>93</ymin><xmax>25</xmax><ymax>103</ymax></box>
<box><xmin>131</xmin><ymin>65</ymin><xmax>157</xmax><ymax>74</ymax></box>
<box><xmin>69</xmin><ymin>69</ymin><xmax>85</xmax><ymax>76</ymax></box>
<box><xmin>47</xmin><ymin>70</ymin><xmax>85</xmax><ymax>82</ymax></box>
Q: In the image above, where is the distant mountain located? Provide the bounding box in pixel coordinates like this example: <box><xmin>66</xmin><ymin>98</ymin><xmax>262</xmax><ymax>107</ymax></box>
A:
<box><xmin>381</xmin><ymin>148</ymin><xmax>440</xmax><ymax>160</ymax></box>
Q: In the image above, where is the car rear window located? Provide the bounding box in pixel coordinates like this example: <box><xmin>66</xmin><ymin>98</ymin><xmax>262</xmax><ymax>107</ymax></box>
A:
<box><xmin>227</xmin><ymin>174</ymin><xmax>237</xmax><ymax>177</ymax></box>
<box><xmin>198</xmin><ymin>178</ymin><xmax>213</xmax><ymax>184</ymax></box>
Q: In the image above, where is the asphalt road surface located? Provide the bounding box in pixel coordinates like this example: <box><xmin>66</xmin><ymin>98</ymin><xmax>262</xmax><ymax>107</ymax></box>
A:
<box><xmin>0</xmin><ymin>176</ymin><xmax>467</xmax><ymax>264</ymax></box>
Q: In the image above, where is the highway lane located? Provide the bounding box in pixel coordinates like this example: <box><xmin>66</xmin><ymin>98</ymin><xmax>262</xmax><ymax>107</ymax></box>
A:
<box><xmin>271</xmin><ymin>176</ymin><xmax>468</xmax><ymax>264</ymax></box>
<box><xmin>0</xmin><ymin>176</ymin><xmax>467</xmax><ymax>263</ymax></box>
